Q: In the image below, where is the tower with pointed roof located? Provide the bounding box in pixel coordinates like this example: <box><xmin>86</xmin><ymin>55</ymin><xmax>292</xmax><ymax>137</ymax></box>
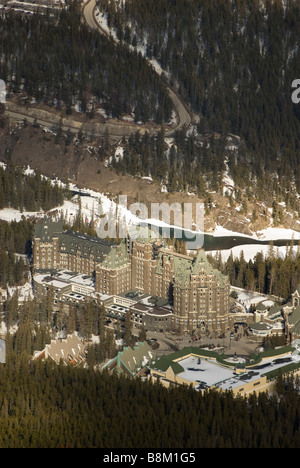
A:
<box><xmin>95</xmin><ymin>242</ymin><xmax>131</xmax><ymax>295</ymax></box>
<box><xmin>33</xmin><ymin>219</ymin><xmax>230</xmax><ymax>336</ymax></box>
<box><xmin>130</xmin><ymin>239</ymin><xmax>230</xmax><ymax>335</ymax></box>
<box><xmin>292</xmin><ymin>285</ymin><xmax>300</xmax><ymax>307</ymax></box>
<box><xmin>172</xmin><ymin>249</ymin><xmax>230</xmax><ymax>335</ymax></box>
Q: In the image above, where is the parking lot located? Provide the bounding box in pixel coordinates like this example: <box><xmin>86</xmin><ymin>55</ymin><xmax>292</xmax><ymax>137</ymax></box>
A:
<box><xmin>146</xmin><ymin>329</ymin><xmax>260</xmax><ymax>358</ymax></box>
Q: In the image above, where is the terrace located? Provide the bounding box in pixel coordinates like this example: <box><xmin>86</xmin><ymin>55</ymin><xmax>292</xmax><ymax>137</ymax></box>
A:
<box><xmin>150</xmin><ymin>345</ymin><xmax>300</xmax><ymax>395</ymax></box>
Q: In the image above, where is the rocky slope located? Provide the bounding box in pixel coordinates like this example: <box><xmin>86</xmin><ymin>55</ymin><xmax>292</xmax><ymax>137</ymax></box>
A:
<box><xmin>0</xmin><ymin>113</ymin><xmax>299</xmax><ymax>237</ymax></box>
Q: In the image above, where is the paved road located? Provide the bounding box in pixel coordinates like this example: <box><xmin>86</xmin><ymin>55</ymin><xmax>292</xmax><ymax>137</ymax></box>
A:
<box><xmin>83</xmin><ymin>0</ymin><xmax>101</xmax><ymax>31</ymax></box>
<box><xmin>4</xmin><ymin>0</ymin><xmax>192</xmax><ymax>140</ymax></box>
<box><xmin>5</xmin><ymin>100</ymin><xmax>158</xmax><ymax>141</ymax></box>
<box><xmin>83</xmin><ymin>0</ymin><xmax>192</xmax><ymax>136</ymax></box>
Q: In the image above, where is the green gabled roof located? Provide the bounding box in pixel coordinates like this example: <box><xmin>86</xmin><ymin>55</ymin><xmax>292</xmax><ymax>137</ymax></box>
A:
<box><xmin>151</xmin><ymin>346</ymin><xmax>219</xmax><ymax>373</ymax></box>
<box><xmin>169</xmin><ymin>361</ymin><xmax>184</xmax><ymax>375</ymax></box>
<box><xmin>155</xmin><ymin>248</ymin><xmax>228</xmax><ymax>290</ymax></box>
<box><xmin>290</xmin><ymin>306</ymin><xmax>300</xmax><ymax>336</ymax></box>
<box><xmin>150</xmin><ymin>354</ymin><xmax>172</xmax><ymax>372</ymax></box>
<box><xmin>102</xmin><ymin>342</ymin><xmax>156</xmax><ymax>376</ymax></box>
<box><xmin>34</xmin><ymin>218</ymin><xmax>63</xmax><ymax>240</ymax></box>
<box><xmin>34</xmin><ymin>218</ymin><xmax>116</xmax><ymax>263</ymax></box>
<box><xmin>155</xmin><ymin>250</ymin><xmax>192</xmax><ymax>288</ymax></box>
<box><xmin>59</xmin><ymin>231</ymin><xmax>113</xmax><ymax>261</ymax></box>
<box><xmin>250</xmin><ymin>322</ymin><xmax>272</xmax><ymax>331</ymax></box>
<box><xmin>288</xmin><ymin>305</ymin><xmax>300</xmax><ymax>326</ymax></box>
<box><xmin>171</xmin><ymin>249</ymin><xmax>228</xmax><ymax>289</ymax></box>
<box><xmin>192</xmin><ymin>250</ymin><xmax>228</xmax><ymax>286</ymax></box>
<box><xmin>173</xmin><ymin>255</ymin><xmax>191</xmax><ymax>288</ymax></box>
<box><xmin>292</xmin><ymin>320</ymin><xmax>300</xmax><ymax>337</ymax></box>
<box><xmin>191</xmin><ymin>249</ymin><xmax>213</xmax><ymax>275</ymax></box>
<box><xmin>256</xmin><ymin>302</ymin><xmax>268</xmax><ymax>311</ymax></box>
<box><xmin>101</xmin><ymin>242</ymin><xmax>129</xmax><ymax>269</ymax></box>
<box><xmin>117</xmin><ymin>342</ymin><xmax>155</xmax><ymax>375</ymax></box>
<box><xmin>267</xmin><ymin>305</ymin><xmax>282</xmax><ymax>318</ymax></box>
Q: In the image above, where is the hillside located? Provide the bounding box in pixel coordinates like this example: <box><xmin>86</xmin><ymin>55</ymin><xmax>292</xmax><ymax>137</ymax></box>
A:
<box><xmin>1</xmin><ymin>0</ymin><xmax>300</xmax><ymax>237</ymax></box>
<box><xmin>0</xmin><ymin>112</ymin><xmax>299</xmax><ymax>237</ymax></box>
<box><xmin>94</xmin><ymin>0</ymin><xmax>300</xmax><ymax>211</ymax></box>
<box><xmin>0</xmin><ymin>1</ymin><xmax>173</xmax><ymax>124</ymax></box>
<box><xmin>1</xmin><ymin>357</ymin><xmax>300</xmax><ymax>448</ymax></box>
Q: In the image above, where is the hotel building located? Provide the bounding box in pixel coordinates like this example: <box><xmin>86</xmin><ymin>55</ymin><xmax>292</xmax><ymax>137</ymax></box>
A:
<box><xmin>32</xmin><ymin>218</ymin><xmax>230</xmax><ymax>335</ymax></box>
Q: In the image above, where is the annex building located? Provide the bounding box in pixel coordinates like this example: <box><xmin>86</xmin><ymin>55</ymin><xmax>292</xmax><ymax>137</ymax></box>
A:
<box><xmin>32</xmin><ymin>218</ymin><xmax>230</xmax><ymax>336</ymax></box>
<box><xmin>150</xmin><ymin>345</ymin><xmax>300</xmax><ymax>397</ymax></box>
<box><xmin>247</xmin><ymin>285</ymin><xmax>300</xmax><ymax>343</ymax></box>
<box><xmin>101</xmin><ymin>341</ymin><xmax>156</xmax><ymax>378</ymax></box>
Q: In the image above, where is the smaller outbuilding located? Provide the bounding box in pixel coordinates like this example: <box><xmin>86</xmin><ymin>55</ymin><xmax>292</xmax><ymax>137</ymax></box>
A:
<box><xmin>101</xmin><ymin>341</ymin><xmax>156</xmax><ymax>377</ymax></box>
<box><xmin>33</xmin><ymin>332</ymin><xmax>86</xmax><ymax>366</ymax></box>
<box><xmin>150</xmin><ymin>345</ymin><xmax>300</xmax><ymax>396</ymax></box>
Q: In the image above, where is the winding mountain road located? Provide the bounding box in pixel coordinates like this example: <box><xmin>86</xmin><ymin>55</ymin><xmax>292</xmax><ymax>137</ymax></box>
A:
<box><xmin>83</xmin><ymin>0</ymin><xmax>192</xmax><ymax>136</ymax></box>
<box><xmin>5</xmin><ymin>1</ymin><xmax>192</xmax><ymax>140</ymax></box>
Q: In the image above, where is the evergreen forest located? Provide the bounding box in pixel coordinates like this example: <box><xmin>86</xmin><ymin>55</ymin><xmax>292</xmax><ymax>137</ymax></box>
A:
<box><xmin>0</xmin><ymin>356</ymin><xmax>300</xmax><ymax>448</ymax></box>
<box><xmin>0</xmin><ymin>1</ymin><xmax>173</xmax><ymax>123</ymax></box>
<box><xmin>0</xmin><ymin>161</ymin><xmax>68</xmax><ymax>212</ymax></box>
<box><xmin>2</xmin><ymin>290</ymin><xmax>124</xmax><ymax>363</ymax></box>
<box><xmin>0</xmin><ymin>162</ymin><xmax>73</xmax><ymax>288</ymax></box>
<box><xmin>2</xmin><ymin>0</ymin><xmax>300</xmax><ymax>450</ymax></box>
<box><xmin>208</xmin><ymin>241</ymin><xmax>300</xmax><ymax>300</ymax></box>
<box><xmin>98</xmin><ymin>0</ymin><xmax>300</xmax><ymax>205</ymax></box>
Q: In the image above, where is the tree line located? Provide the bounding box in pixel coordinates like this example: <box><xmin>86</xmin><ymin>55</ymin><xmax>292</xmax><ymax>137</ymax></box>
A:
<box><xmin>0</xmin><ymin>162</ymin><xmax>68</xmax><ymax>213</ymax></box>
<box><xmin>110</xmin><ymin>129</ymin><xmax>226</xmax><ymax>197</ymax></box>
<box><xmin>0</xmin><ymin>354</ymin><xmax>299</xmax><ymax>447</ymax></box>
<box><xmin>110</xmin><ymin>124</ymin><xmax>299</xmax><ymax>216</ymax></box>
<box><xmin>0</xmin><ymin>162</ymin><xmax>72</xmax><ymax>288</ymax></box>
<box><xmin>0</xmin><ymin>1</ymin><xmax>173</xmax><ymax>123</ymax></box>
<box><xmin>1</xmin><ymin>287</ymin><xmax>140</xmax><ymax>364</ymax></box>
<box><xmin>0</xmin><ymin>218</ymin><xmax>33</xmax><ymax>288</ymax></box>
<box><xmin>208</xmin><ymin>241</ymin><xmax>300</xmax><ymax>300</ymax></box>
<box><xmin>99</xmin><ymin>0</ymin><xmax>300</xmax><ymax>206</ymax></box>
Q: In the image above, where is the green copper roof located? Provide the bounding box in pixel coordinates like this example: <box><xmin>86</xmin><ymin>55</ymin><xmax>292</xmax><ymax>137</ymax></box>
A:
<box><xmin>34</xmin><ymin>218</ymin><xmax>63</xmax><ymax>241</ymax></box>
<box><xmin>155</xmin><ymin>249</ymin><xmax>228</xmax><ymax>289</ymax></box>
<box><xmin>34</xmin><ymin>218</ymin><xmax>115</xmax><ymax>261</ymax></box>
<box><xmin>192</xmin><ymin>250</ymin><xmax>227</xmax><ymax>286</ymax></box>
<box><xmin>288</xmin><ymin>305</ymin><xmax>300</xmax><ymax>326</ymax></box>
<box><xmin>101</xmin><ymin>242</ymin><xmax>129</xmax><ymax>269</ymax></box>
<box><xmin>191</xmin><ymin>249</ymin><xmax>213</xmax><ymax>275</ymax></box>
<box><xmin>102</xmin><ymin>342</ymin><xmax>156</xmax><ymax>376</ymax></box>
<box><xmin>151</xmin><ymin>347</ymin><xmax>219</xmax><ymax>373</ymax></box>
<box><xmin>173</xmin><ymin>255</ymin><xmax>191</xmax><ymax>288</ymax></box>
<box><xmin>59</xmin><ymin>231</ymin><xmax>113</xmax><ymax>261</ymax></box>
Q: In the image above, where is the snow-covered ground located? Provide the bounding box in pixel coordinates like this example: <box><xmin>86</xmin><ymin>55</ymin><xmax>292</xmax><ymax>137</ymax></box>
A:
<box><xmin>0</xmin><ymin>181</ymin><xmax>299</xmax><ymax>262</ymax></box>
<box><xmin>255</xmin><ymin>227</ymin><xmax>300</xmax><ymax>241</ymax></box>
<box><xmin>210</xmin><ymin>225</ymin><xmax>300</xmax><ymax>261</ymax></box>
<box><xmin>209</xmin><ymin>244</ymin><xmax>298</xmax><ymax>263</ymax></box>
<box><xmin>231</xmin><ymin>286</ymin><xmax>274</xmax><ymax>311</ymax></box>
<box><xmin>0</xmin><ymin>207</ymin><xmax>45</xmax><ymax>223</ymax></box>
<box><xmin>0</xmin><ymin>164</ymin><xmax>299</xmax><ymax>262</ymax></box>
<box><xmin>212</xmin><ymin>224</ymin><xmax>300</xmax><ymax>241</ymax></box>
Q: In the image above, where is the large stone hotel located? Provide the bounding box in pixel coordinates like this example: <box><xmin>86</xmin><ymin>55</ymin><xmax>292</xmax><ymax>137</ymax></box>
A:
<box><xmin>32</xmin><ymin>218</ymin><xmax>230</xmax><ymax>335</ymax></box>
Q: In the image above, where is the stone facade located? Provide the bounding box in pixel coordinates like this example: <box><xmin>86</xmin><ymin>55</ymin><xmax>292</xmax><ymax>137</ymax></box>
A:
<box><xmin>32</xmin><ymin>219</ymin><xmax>230</xmax><ymax>335</ymax></box>
<box><xmin>95</xmin><ymin>243</ymin><xmax>131</xmax><ymax>296</ymax></box>
<box><xmin>32</xmin><ymin>219</ymin><xmax>114</xmax><ymax>275</ymax></box>
<box><xmin>129</xmin><ymin>239</ymin><xmax>230</xmax><ymax>335</ymax></box>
